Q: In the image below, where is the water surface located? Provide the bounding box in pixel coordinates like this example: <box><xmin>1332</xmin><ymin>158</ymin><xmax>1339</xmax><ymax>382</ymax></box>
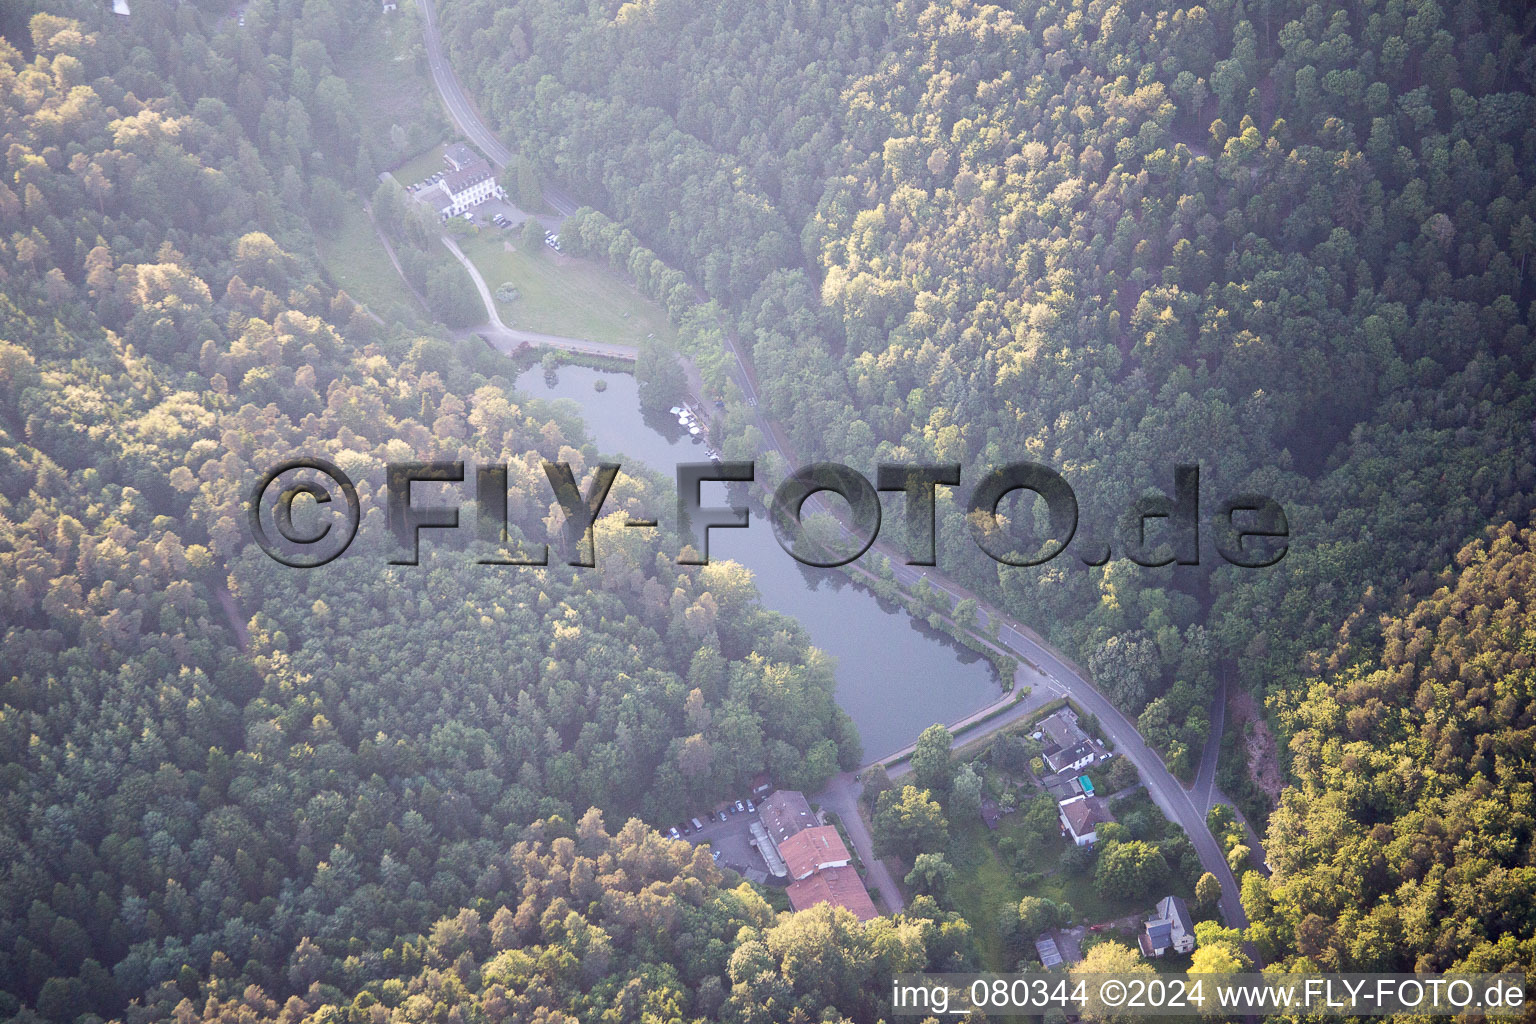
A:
<box><xmin>516</xmin><ymin>365</ymin><xmax>1003</xmax><ymax>760</ymax></box>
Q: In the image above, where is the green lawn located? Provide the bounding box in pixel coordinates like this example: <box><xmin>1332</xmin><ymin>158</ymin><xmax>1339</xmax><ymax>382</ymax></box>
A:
<box><xmin>315</xmin><ymin>201</ymin><xmax>420</xmax><ymax>323</ymax></box>
<box><xmin>948</xmin><ymin>819</ymin><xmax>1028</xmax><ymax>969</ymax></box>
<box><xmin>459</xmin><ymin>232</ymin><xmax>679</xmax><ymax>346</ymax></box>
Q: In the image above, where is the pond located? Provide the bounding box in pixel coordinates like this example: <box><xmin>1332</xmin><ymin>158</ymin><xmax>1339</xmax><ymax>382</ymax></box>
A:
<box><xmin>515</xmin><ymin>364</ymin><xmax>1004</xmax><ymax>761</ymax></box>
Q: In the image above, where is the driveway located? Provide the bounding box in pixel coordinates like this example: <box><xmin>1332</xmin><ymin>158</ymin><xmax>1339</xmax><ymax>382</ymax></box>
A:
<box><xmin>813</xmin><ymin>773</ymin><xmax>905</xmax><ymax>914</ymax></box>
<box><xmin>439</xmin><ymin>235</ymin><xmax>639</xmax><ymax>362</ymax></box>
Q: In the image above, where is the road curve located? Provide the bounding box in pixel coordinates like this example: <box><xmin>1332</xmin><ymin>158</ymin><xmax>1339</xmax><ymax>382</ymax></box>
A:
<box><xmin>415</xmin><ymin>0</ymin><xmax>579</xmax><ymax>215</ymax></box>
<box><xmin>417</xmin><ymin>0</ymin><xmax>1253</xmax><ymax>943</ymax></box>
<box><xmin>440</xmin><ymin>235</ymin><xmax>638</xmax><ymax>361</ymax></box>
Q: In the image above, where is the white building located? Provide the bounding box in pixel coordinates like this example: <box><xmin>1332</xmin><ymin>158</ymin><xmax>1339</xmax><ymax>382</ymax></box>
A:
<box><xmin>1140</xmin><ymin>896</ymin><xmax>1196</xmax><ymax>957</ymax></box>
<box><xmin>433</xmin><ymin>157</ymin><xmax>503</xmax><ymax>217</ymax></box>
<box><xmin>444</xmin><ymin>144</ymin><xmax>479</xmax><ymax>172</ymax></box>
<box><xmin>1058</xmin><ymin>794</ymin><xmax>1114</xmax><ymax>846</ymax></box>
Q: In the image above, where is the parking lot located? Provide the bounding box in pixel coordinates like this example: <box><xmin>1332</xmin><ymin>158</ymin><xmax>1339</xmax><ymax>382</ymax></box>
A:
<box><xmin>401</xmin><ymin>171</ymin><xmax>563</xmax><ymax>235</ymax></box>
<box><xmin>675</xmin><ymin>807</ymin><xmax>775</xmax><ymax>881</ymax></box>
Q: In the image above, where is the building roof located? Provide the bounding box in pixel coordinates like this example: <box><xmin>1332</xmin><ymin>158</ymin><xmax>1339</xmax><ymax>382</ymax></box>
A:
<box><xmin>748</xmin><ymin>822</ymin><xmax>787</xmax><ymax>876</ymax></box>
<box><xmin>441</xmin><ymin>159</ymin><xmax>494</xmax><ymax>198</ymax></box>
<box><xmin>980</xmin><ymin>798</ymin><xmax>1003</xmax><ymax>829</ymax></box>
<box><xmin>759</xmin><ymin>790</ymin><xmax>817</xmax><ymax>846</ymax></box>
<box><xmin>786</xmin><ymin>865</ymin><xmax>878</xmax><ymax>921</ymax></box>
<box><xmin>444</xmin><ymin>143</ymin><xmax>478</xmax><ymax>170</ymax></box>
<box><xmin>778</xmin><ymin>826</ymin><xmax>849</xmax><ymax>880</ymax></box>
<box><xmin>1038</xmin><ymin>710</ymin><xmax>1088</xmax><ymax>750</ymax></box>
<box><xmin>750</xmin><ymin>772</ymin><xmax>772</xmax><ymax>795</ymax></box>
<box><xmin>1061</xmin><ymin>795</ymin><xmax>1113</xmax><ymax>838</ymax></box>
<box><xmin>1158</xmin><ymin>895</ymin><xmax>1194</xmax><ymax>935</ymax></box>
<box><xmin>1045</xmin><ymin>739</ymin><xmax>1097</xmax><ymax>772</ymax></box>
<box><xmin>1044</xmin><ymin>773</ymin><xmax>1084</xmax><ymax>801</ymax></box>
<box><xmin>1036</xmin><ymin>936</ymin><xmax>1062</xmax><ymax>967</ymax></box>
<box><xmin>1146</xmin><ymin>921</ymin><xmax>1172</xmax><ymax>946</ymax></box>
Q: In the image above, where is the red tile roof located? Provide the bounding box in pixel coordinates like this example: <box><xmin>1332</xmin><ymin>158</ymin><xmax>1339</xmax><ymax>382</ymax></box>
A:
<box><xmin>786</xmin><ymin>865</ymin><xmax>878</xmax><ymax>921</ymax></box>
<box><xmin>777</xmin><ymin>826</ymin><xmax>850</xmax><ymax>880</ymax></box>
<box><xmin>1062</xmin><ymin>795</ymin><xmax>1113</xmax><ymax>837</ymax></box>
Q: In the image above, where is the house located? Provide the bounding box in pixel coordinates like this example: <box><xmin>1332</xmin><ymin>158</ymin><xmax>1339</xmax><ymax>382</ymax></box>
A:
<box><xmin>444</xmin><ymin>144</ymin><xmax>480</xmax><ymax>172</ymax></box>
<box><xmin>1035</xmin><ymin>709</ymin><xmax>1089</xmax><ymax>749</ymax></box>
<box><xmin>1058</xmin><ymin>794</ymin><xmax>1114</xmax><ymax>846</ymax></box>
<box><xmin>431</xmin><ymin>157</ymin><xmax>503</xmax><ymax>216</ymax></box>
<box><xmin>1035</xmin><ymin>936</ymin><xmax>1063</xmax><ymax>968</ymax></box>
<box><xmin>778</xmin><ymin>826</ymin><xmax>850</xmax><ymax>880</ymax></box>
<box><xmin>757</xmin><ymin>790</ymin><xmax>877</xmax><ymax>920</ymax></box>
<box><xmin>1139</xmin><ymin>895</ymin><xmax>1196</xmax><ymax>957</ymax></box>
<box><xmin>1044</xmin><ymin>739</ymin><xmax>1099</xmax><ymax>774</ymax></box>
<box><xmin>758</xmin><ymin>790</ymin><xmax>818</xmax><ymax>849</ymax></box>
<box><xmin>1035</xmin><ymin>709</ymin><xmax>1107</xmax><ymax>774</ymax></box>
<box><xmin>1043</xmin><ymin>772</ymin><xmax>1084</xmax><ymax>802</ymax></box>
<box><xmin>786</xmin><ymin>865</ymin><xmax>878</xmax><ymax>921</ymax></box>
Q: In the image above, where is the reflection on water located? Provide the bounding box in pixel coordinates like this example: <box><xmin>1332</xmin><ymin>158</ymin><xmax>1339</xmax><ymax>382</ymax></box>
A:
<box><xmin>516</xmin><ymin>364</ymin><xmax>1002</xmax><ymax>760</ymax></box>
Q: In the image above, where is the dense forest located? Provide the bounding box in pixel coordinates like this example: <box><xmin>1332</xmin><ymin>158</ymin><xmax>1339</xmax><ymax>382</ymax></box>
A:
<box><xmin>441</xmin><ymin>0</ymin><xmax>1536</xmax><ymax>823</ymax></box>
<box><xmin>3</xmin><ymin>0</ymin><xmax>1536</xmax><ymax>1018</ymax></box>
<box><xmin>1245</xmin><ymin>522</ymin><xmax>1536</xmax><ymax>975</ymax></box>
<box><xmin>0</xmin><ymin>4</ymin><xmax>862</xmax><ymax>1020</ymax></box>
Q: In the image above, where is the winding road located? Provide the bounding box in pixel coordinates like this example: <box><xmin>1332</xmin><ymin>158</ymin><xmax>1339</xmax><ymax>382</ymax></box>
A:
<box><xmin>416</xmin><ymin>0</ymin><xmax>578</xmax><ymax>215</ymax></box>
<box><xmin>415</xmin><ymin>0</ymin><xmax>1254</xmax><ymax>943</ymax></box>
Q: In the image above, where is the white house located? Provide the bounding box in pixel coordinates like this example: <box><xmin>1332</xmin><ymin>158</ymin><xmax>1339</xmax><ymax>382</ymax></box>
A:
<box><xmin>1140</xmin><ymin>895</ymin><xmax>1196</xmax><ymax>957</ymax></box>
<box><xmin>444</xmin><ymin>144</ymin><xmax>479</xmax><ymax>172</ymax></box>
<box><xmin>1044</xmin><ymin>739</ymin><xmax>1099</xmax><ymax>774</ymax></box>
<box><xmin>1058</xmin><ymin>794</ymin><xmax>1113</xmax><ymax>846</ymax></box>
<box><xmin>433</xmin><ymin>158</ymin><xmax>503</xmax><ymax>216</ymax></box>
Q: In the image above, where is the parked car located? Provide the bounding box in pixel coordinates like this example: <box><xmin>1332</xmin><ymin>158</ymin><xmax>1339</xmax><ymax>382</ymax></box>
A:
<box><xmin>667</xmin><ymin>826</ymin><xmax>681</xmax><ymax>840</ymax></box>
<box><xmin>733</xmin><ymin>800</ymin><xmax>745</xmax><ymax>813</ymax></box>
<box><xmin>718</xmin><ymin>810</ymin><xmax>728</xmax><ymax>822</ymax></box>
<box><xmin>745</xmin><ymin>799</ymin><xmax>755</xmax><ymax>812</ymax></box>
<box><xmin>690</xmin><ymin>816</ymin><xmax>705</xmax><ymax>832</ymax></box>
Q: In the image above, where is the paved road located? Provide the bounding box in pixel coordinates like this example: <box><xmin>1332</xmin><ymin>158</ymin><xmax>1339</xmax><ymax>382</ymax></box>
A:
<box><xmin>815</xmin><ymin>772</ymin><xmax>905</xmax><ymax>913</ymax></box>
<box><xmin>1194</xmin><ymin>674</ymin><xmax>1226</xmax><ymax>813</ymax></box>
<box><xmin>415</xmin><ymin>0</ymin><xmax>579</xmax><ymax>215</ymax></box>
<box><xmin>417</xmin><ymin>0</ymin><xmax>1254</xmax><ymax>942</ymax></box>
<box><xmin>440</xmin><ymin>235</ymin><xmax>638</xmax><ymax>361</ymax></box>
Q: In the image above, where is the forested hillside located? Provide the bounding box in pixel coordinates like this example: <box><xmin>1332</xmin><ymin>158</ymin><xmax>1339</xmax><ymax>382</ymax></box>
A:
<box><xmin>0</xmin><ymin>5</ymin><xmax>859</xmax><ymax>1020</ymax></box>
<box><xmin>1244</xmin><ymin>522</ymin><xmax>1536</xmax><ymax>976</ymax></box>
<box><xmin>441</xmin><ymin>0</ymin><xmax>1536</xmax><ymax>815</ymax></box>
<box><xmin>120</xmin><ymin>815</ymin><xmax>974</xmax><ymax>1024</ymax></box>
<box><xmin>4</xmin><ymin>0</ymin><xmax>1536</xmax><ymax>1016</ymax></box>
